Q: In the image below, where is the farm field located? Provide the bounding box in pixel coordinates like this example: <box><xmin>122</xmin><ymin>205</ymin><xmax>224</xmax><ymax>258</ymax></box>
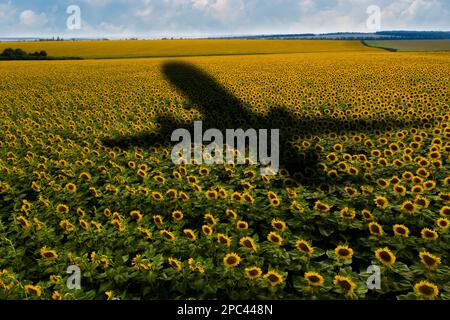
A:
<box><xmin>0</xmin><ymin>43</ymin><xmax>450</xmax><ymax>300</ymax></box>
<box><xmin>0</xmin><ymin>40</ymin><xmax>376</xmax><ymax>59</ymax></box>
<box><xmin>365</xmin><ymin>40</ymin><xmax>450</xmax><ymax>52</ymax></box>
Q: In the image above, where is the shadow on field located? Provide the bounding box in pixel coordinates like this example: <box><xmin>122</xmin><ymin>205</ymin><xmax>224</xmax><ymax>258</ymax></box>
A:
<box><xmin>102</xmin><ymin>61</ymin><xmax>432</xmax><ymax>186</ymax></box>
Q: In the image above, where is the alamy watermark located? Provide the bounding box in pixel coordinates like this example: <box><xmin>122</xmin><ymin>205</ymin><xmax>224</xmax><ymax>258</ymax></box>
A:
<box><xmin>66</xmin><ymin>5</ymin><xmax>81</xmax><ymax>30</ymax></box>
<box><xmin>66</xmin><ymin>265</ymin><xmax>81</xmax><ymax>290</ymax></box>
<box><xmin>366</xmin><ymin>5</ymin><xmax>381</xmax><ymax>31</ymax></box>
<box><xmin>171</xmin><ymin>121</ymin><xmax>280</xmax><ymax>175</ymax></box>
<box><xmin>366</xmin><ymin>265</ymin><xmax>381</xmax><ymax>290</ymax></box>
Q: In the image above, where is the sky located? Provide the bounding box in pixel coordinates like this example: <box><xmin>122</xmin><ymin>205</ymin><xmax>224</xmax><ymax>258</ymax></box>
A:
<box><xmin>0</xmin><ymin>0</ymin><xmax>449</xmax><ymax>38</ymax></box>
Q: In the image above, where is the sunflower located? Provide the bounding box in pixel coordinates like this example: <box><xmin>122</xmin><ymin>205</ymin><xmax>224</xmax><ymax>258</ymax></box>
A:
<box><xmin>79</xmin><ymin>172</ymin><xmax>92</xmax><ymax>181</ymax></box>
<box><xmin>225</xmin><ymin>209</ymin><xmax>238</xmax><ymax>220</ymax></box>
<box><xmin>16</xmin><ymin>216</ymin><xmax>30</xmax><ymax>228</ymax></box>
<box><xmin>436</xmin><ymin>218</ymin><xmax>449</xmax><ymax>229</ymax></box>
<box><xmin>39</xmin><ymin>246</ymin><xmax>58</xmax><ymax>261</ymax></box>
<box><xmin>400</xmin><ymin>200</ymin><xmax>418</xmax><ymax>214</ymax></box>
<box><xmin>111</xmin><ymin>219</ymin><xmax>125</xmax><ymax>232</ymax></box>
<box><xmin>267</xmin><ymin>231</ymin><xmax>283</xmax><ymax>246</ymax></box>
<box><xmin>65</xmin><ymin>183</ymin><xmax>77</xmax><ymax>193</ymax></box>
<box><xmin>245</xmin><ymin>267</ymin><xmax>263</xmax><ymax>280</ymax></box>
<box><xmin>231</xmin><ymin>192</ymin><xmax>243</xmax><ymax>202</ymax></box>
<box><xmin>264</xmin><ymin>271</ymin><xmax>284</xmax><ymax>286</ymax></box>
<box><xmin>335</xmin><ymin>245</ymin><xmax>353</xmax><ymax>260</ymax></box>
<box><xmin>393</xmin><ymin>224</ymin><xmax>410</xmax><ymax>237</ymax></box>
<box><xmin>393</xmin><ymin>184</ymin><xmax>406</xmax><ymax>196</ymax></box>
<box><xmin>183</xmin><ymin>229</ymin><xmax>197</xmax><ymax>241</ymax></box>
<box><xmin>267</xmin><ymin>191</ymin><xmax>278</xmax><ymax>201</ymax></box>
<box><xmin>151</xmin><ymin>192</ymin><xmax>164</xmax><ymax>201</ymax></box>
<box><xmin>374</xmin><ymin>196</ymin><xmax>388</xmax><ymax>209</ymax></box>
<box><xmin>129</xmin><ymin>210</ymin><xmax>142</xmax><ymax>222</ymax></box>
<box><xmin>339</xmin><ymin>207</ymin><xmax>356</xmax><ymax>219</ymax></box>
<box><xmin>361</xmin><ymin>209</ymin><xmax>373</xmax><ymax>220</ymax></box>
<box><xmin>368</xmin><ymin>221</ymin><xmax>384</xmax><ymax>236</ymax></box>
<box><xmin>375</xmin><ymin>247</ymin><xmax>396</xmax><ymax>266</ymax></box>
<box><xmin>204</xmin><ymin>213</ymin><xmax>217</xmax><ymax>226</ymax></box>
<box><xmin>153</xmin><ymin>215</ymin><xmax>163</xmax><ymax>224</ymax></box>
<box><xmin>314</xmin><ymin>200</ymin><xmax>331</xmax><ymax>213</ymax></box>
<box><xmin>344</xmin><ymin>187</ymin><xmax>358</xmax><ymax>197</ymax></box>
<box><xmin>414</xmin><ymin>196</ymin><xmax>430</xmax><ymax>208</ymax></box>
<box><xmin>333</xmin><ymin>275</ymin><xmax>356</xmax><ymax>294</ymax></box>
<box><xmin>304</xmin><ymin>272</ymin><xmax>324</xmax><ymax>287</ymax></box>
<box><xmin>179</xmin><ymin>191</ymin><xmax>190</xmax><ymax>202</ymax></box>
<box><xmin>172</xmin><ymin>210</ymin><xmax>183</xmax><ymax>221</ymax></box>
<box><xmin>414</xmin><ymin>281</ymin><xmax>439</xmax><ymax>300</ymax></box>
<box><xmin>202</xmin><ymin>225</ymin><xmax>213</xmax><ymax>236</ymax></box>
<box><xmin>52</xmin><ymin>291</ymin><xmax>62</xmax><ymax>300</ymax></box>
<box><xmin>270</xmin><ymin>198</ymin><xmax>281</xmax><ymax>207</ymax></box>
<box><xmin>24</xmin><ymin>284</ymin><xmax>42</xmax><ymax>297</ymax></box>
<box><xmin>217</xmin><ymin>233</ymin><xmax>231</xmax><ymax>247</ymax></box>
<box><xmin>160</xmin><ymin>229</ymin><xmax>176</xmax><ymax>241</ymax></box>
<box><xmin>421</xmin><ymin>228</ymin><xmax>439</xmax><ymax>241</ymax></box>
<box><xmin>439</xmin><ymin>206</ymin><xmax>450</xmax><ymax>217</ymax></box>
<box><xmin>236</xmin><ymin>220</ymin><xmax>249</xmax><ymax>230</ymax></box>
<box><xmin>377</xmin><ymin>178</ymin><xmax>390</xmax><ymax>188</ymax></box>
<box><xmin>137</xmin><ymin>227</ymin><xmax>152</xmax><ymax>240</ymax></box>
<box><xmin>56</xmin><ymin>204</ymin><xmax>69</xmax><ymax>214</ymax></box>
<box><xmin>168</xmin><ymin>257</ymin><xmax>183</xmax><ymax>271</ymax></box>
<box><xmin>60</xmin><ymin>219</ymin><xmax>75</xmax><ymax>232</ymax></box>
<box><xmin>79</xmin><ymin>219</ymin><xmax>90</xmax><ymax>230</ymax></box>
<box><xmin>239</xmin><ymin>236</ymin><xmax>257</xmax><ymax>251</ymax></box>
<box><xmin>49</xmin><ymin>275</ymin><xmax>61</xmax><ymax>285</ymax></box>
<box><xmin>166</xmin><ymin>189</ymin><xmax>178</xmax><ymax>200</ymax></box>
<box><xmin>205</xmin><ymin>190</ymin><xmax>218</xmax><ymax>200</ymax></box>
<box><xmin>296</xmin><ymin>240</ymin><xmax>314</xmax><ymax>255</ymax></box>
<box><xmin>223</xmin><ymin>253</ymin><xmax>241</xmax><ymax>268</ymax></box>
<box><xmin>290</xmin><ymin>201</ymin><xmax>304</xmax><ymax>213</ymax></box>
<box><xmin>271</xmin><ymin>219</ymin><xmax>287</xmax><ymax>232</ymax></box>
<box><xmin>419</xmin><ymin>252</ymin><xmax>441</xmax><ymax>269</ymax></box>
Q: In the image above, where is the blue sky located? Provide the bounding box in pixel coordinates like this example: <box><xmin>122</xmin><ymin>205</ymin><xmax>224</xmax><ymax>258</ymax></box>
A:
<box><xmin>1</xmin><ymin>0</ymin><xmax>449</xmax><ymax>38</ymax></box>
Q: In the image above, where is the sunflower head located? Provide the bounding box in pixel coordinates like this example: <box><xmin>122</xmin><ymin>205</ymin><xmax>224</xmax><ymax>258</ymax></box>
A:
<box><xmin>183</xmin><ymin>229</ymin><xmax>197</xmax><ymax>241</ymax></box>
<box><xmin>414</xmin><ymin>281</ymin><xmax>439</xmax><ymax>300</ymax></box>
<box><xmin>436</xmin><ymin>218</ymin><xmax>449</xmax><ymax>229</ymax></box>
<box><xmin>40</xmin><ymin>247</ymin><xmax>58</xmax><ymax>260</ymax></box>
<box><xmin>393</xmin><ymin>224</ymin><xmax>410</xmax><ymax>237</ymax></box>
<box><xmin>421</xmin><ymin>228</ymin><xmax>439</xmax><ymax>241</ymax></box>
<box><xmin>304</xmin><ymin>272</ymin><xmax>324</xmax><ymax>287</ymax></box>
<box><xmin>271</xmin><ymin>219</ymin><xmax>287</xmax><ymax>232</ymax></box>
<box><xmin>296</xmin><ymin>240</ymin><xmax>314</xmax><ymax>255</ymax></box>
<box><xmin>245</xmin><ymin>267</ymin><xmax>263</xmax><ymax>280</ymax></box>
<box><xmin>333</xmin><ymin>275</ymin><xmax>356</xmax><ymax>294</ymax></box>
<box><xmin>335</xmin><ymin>245</ymin><xmax>353</xmax><ymax>260</ymax></box>
<box><xmin>368</xmin><ymin>222</ymin><xmax>384</xmax><ymax>236</ymax></box>
<box><xmin>419</xmin><ymin>252</ymin><xmax>441</xmax><ymax>269</ymax></box>
<box><xmin>267</xmin><ymin>231</ymin><xmax>283</xmax><ymax>246</ymax></box>
<box><xmin>375</xmin><ymin>247</ymin><xmax>396</xmax><ymax>266</ymax></box>
<box><xmin>239</xmin><ymin>236</ymin><xmax>257</xmax><ymax>251</ymax></box>
<box><xmin>217</xmin><ymin>233</ymin><xmax>231</xmax><ymax>247</ymax></box>
<box><xmin>264</xmin><ymin>271</ymin><xmax>284</xmax><ymax>286</ymax></box>
<box><xmin>223</xmin><ymin>253</ymin><xmax>241</xmax><ymax>268</ymax></box>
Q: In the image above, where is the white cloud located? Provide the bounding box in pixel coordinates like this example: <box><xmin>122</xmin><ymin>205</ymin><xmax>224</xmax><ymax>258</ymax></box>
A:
<box><xmin>84</xmin><ymin>0</ymin><xmax>113</xmax><ymax>6</ymax></box>
<box><xmin>134</xmin><ymin>0</ymin><xmax>153</xmax><ymax>19</ymax></box>
<box><xmin>19</xmin><ymin>10</ymin><xmax>48</xmax><ymax>28</ymax></box>
<box><xmin>0</xmin><ymin>1</ymin><xmax>16</xmax><ymax>24</ymax></box>
<box><xmin>192</xmin><ymin>0</ymin><xmax>208</xmax><ymax>10</ymax></box>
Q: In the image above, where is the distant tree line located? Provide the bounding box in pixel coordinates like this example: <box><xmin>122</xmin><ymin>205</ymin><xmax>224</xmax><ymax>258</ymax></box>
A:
<box><xmin>0</xmin><ymin>48</ymin><xmax>48</xmax><ymax>60</ymax></box>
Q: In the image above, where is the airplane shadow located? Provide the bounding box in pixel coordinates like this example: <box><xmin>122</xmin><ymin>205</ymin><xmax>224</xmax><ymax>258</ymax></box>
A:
<box><xmin>102</xmin><ymin>61</ymin><xmax>432</xmax><ymax>186</ymax></box>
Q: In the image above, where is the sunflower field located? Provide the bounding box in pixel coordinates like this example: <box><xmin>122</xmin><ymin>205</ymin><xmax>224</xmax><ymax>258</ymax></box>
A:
<box><xmin>0</xmin><ymin>47</ymin><xmax>449</xmax><ymax>300</ymax></box>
